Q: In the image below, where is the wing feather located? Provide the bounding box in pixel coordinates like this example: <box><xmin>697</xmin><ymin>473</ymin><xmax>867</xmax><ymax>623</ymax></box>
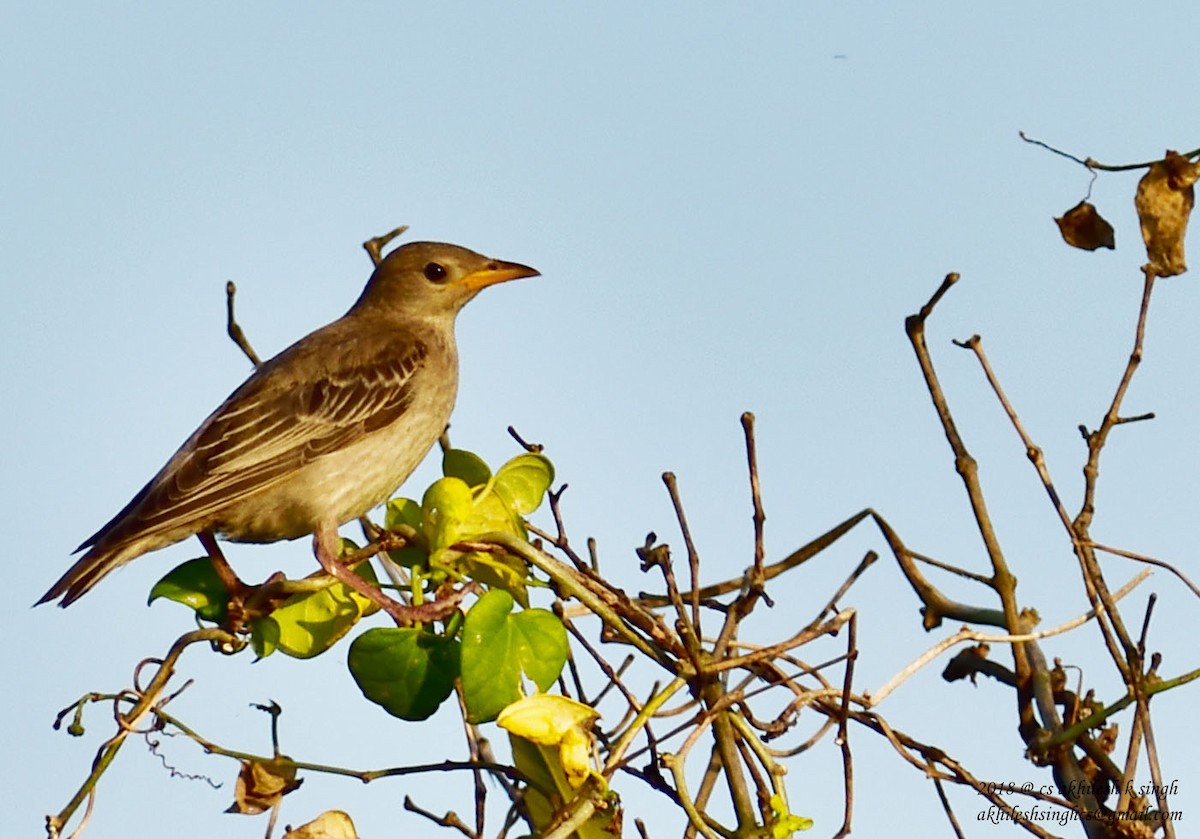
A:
<box><xmin>94</xmin><ymin>337</ymin><xmax>430</xmax><ymax>544</ymax></box>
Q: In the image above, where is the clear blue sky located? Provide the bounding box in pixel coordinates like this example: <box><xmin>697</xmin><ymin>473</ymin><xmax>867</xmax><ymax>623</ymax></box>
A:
<box><xmin>6</xmin><ymin>4</ymin><xmax>1198</xmax><ymax>836</ymax></box>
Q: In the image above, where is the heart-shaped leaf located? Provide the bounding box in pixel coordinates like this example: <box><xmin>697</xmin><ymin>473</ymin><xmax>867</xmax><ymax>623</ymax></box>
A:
<box><xmin>148</xmin><ymin>557</ymin><xmax>229</xmax><ymax>624</ymax></box>
<box><xmin>348</xmin><ymin>627</ymin><xmax>460</xmax><ymax>721</ymax></box>
<box><xmin>460</xmin><ymin>590</ymin><xmax>567</xmax><ymax>723</ymax></box>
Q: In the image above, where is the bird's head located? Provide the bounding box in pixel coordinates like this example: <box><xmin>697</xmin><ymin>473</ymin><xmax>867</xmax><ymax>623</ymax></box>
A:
<box><xmin>352</xmin><ymin>241</ymin><xmax>539</xmax><ymax>319</ymax></box>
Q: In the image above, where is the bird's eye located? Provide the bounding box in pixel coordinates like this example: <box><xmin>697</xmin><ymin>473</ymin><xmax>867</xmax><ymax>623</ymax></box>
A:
<box><xmin>423</xmin><ymin>262</ymin><xmax>448</xmax><ymax>283</ymax></box>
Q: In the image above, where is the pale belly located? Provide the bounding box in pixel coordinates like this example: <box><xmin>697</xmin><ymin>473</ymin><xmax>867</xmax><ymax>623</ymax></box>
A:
<box><xmin>213</xmin><ymin>384</ymin><xmax>454</xmax><ymax>543</ymax></box>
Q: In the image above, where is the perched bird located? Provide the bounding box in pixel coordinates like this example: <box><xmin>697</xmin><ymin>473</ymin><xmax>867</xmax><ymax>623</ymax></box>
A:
<box><xmin>40</xmin><ymin>241</ymin><xmax>539</xmax><ymax>608</ymax></box>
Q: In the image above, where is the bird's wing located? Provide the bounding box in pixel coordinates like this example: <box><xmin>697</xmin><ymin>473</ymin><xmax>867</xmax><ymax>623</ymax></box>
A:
<box><xmin>86</xmin><ymin>336</ymin><xmax>431</xmax><ymax>545</ymax></box>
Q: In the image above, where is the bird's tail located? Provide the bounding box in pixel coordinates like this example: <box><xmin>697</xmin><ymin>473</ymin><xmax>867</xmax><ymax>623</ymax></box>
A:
<box><xmin>37</xmin><ymin>545</ymin><xmax>135</xmax><ymax>607</ymax></box>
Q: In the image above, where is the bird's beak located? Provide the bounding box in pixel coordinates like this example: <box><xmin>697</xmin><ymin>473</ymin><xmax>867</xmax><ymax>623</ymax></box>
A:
<box><xmin>458</xmin><ymin>259</ymin><xmax>540</xmax><ymax>292</ymax></box>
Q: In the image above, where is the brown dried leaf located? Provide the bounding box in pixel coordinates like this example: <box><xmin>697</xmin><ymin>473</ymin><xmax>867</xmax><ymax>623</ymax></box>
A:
<box><xmin>1135</xmin><ymin>150</ymin><xmax>1200</xmax><ymax>277</ymax></box>
<box><xmin>1054</xmin><ymin>200</ymin><xmax>1115</xmax><ymax>251</ymax></box>
<box><xmin>226</xmin><ymin>758</ymin><xmax>303</xmax><ymax>815</ymax></box>
<box><xmin>284</xmin><ymin>810</ymin><xmax>360</xmax><ymax>839</ymax></box>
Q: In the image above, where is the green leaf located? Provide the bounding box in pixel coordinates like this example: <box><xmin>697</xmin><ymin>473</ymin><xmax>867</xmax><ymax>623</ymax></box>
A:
<box><xmin>442</xmin><ymin>448</ymin><xmax>492</xmax><ymax>487</ymax></box>
<box><xmin>385</xmin><ymin>497</ymin><xmax>428</xmax><ymax>568</ymax></box>
<box><xmin>493</xmin><ymin>453</ymin><xmax>555</xmax><ymax>515</ymax></box>
<box><xmin>348</xmin><ymin>627</ymin><xmax>460</xmax><ymax>721</ymax></box>
<box><xmin>460</xmin><ymin>590</ymin><xmax>568</xmax><ymax>723</ymax></box>
<box><xmin>422</xmin><ymin>477</ymin><xmax>476</xmax><ymax>551</ymax></box>
<box><xmin>459</xmin><ymin>550</ymin><xmax>530</xmax><ymax>608</ymax></box>
<box><xmin>385</xmin><ymin>497</ymin><xmax>423</xmax><ymax>530</ymax></box>
<box><xmin>249</xmin><ymin>562</ymin><xmax>379</xmax><ymax>659</ymax></box>
<box><xmin>508</xmin><ymin>736</ymin><xmax>616</xmax><ymax>839</ymax></box>
<box><xmin>466</xmin><ymin>485</ymin><xmax>525</xmax><ymax>536</ymax></box>
<box><xmin>148</xmin><ymin>557</ymin><xmax>229</xmax><ymax>623</ymax></box>
<box><xmin>250</xmin><ymin>617</ymin><xmax>281</xmax><ymax>659</ymax></box>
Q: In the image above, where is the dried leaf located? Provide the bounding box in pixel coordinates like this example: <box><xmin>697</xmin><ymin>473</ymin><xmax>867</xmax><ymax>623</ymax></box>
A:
<box><xmin>284</xmin><ymin>810</ymin><xmax>359</xmax><ymax>839</ymax></box>
<box><xmin>226</xmin><ymin>758</ymin><xmax>303</xmax><ymax>815</ymax></box>
<box><xmin>1135</xmin><ymin>150</ymin><xmax>1200</xmax><ymax>277</ymax></box>
<box><xmin>1054</xmin><ymin>200</ymin><xmax>1115</xmax><ymax>251</ymax></box>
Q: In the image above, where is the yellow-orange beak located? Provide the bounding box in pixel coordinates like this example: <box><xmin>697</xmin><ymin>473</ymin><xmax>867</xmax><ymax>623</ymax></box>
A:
<box><xmin>458</xmin><ymin>259</ymin><xmax>540</xmax><ymax>292</ymax></box>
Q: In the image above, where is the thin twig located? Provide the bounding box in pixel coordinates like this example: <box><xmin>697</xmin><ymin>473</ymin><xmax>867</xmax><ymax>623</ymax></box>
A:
<box><xmin>932</xmin><ymin>777</ymin><xmax>966</xmax><ymax>839</ymax></box>
<box><xmin>507</xmin><ymin>425</ymin><xmax>544</xmax><ymax>453</ymax></box>
<box><xmin>363</xmin><ymin>224</ymin><xmax>409</xmax><ymax>266</ymax></box>
<box><xmin>1089</xmin><ymin>541</ymin><xmax>1200</xmax><ymax>599</ymax></box>
<box><xmin>403</xmin><ymin>796</ymin><xmax>475</xmax><ymax>838</ymax></box>
<box><xmin>833</xmin><ymin>612</ymin><xmax>856</xmax><ymax>839</ymax></box>
<box><xmin>1074</xmin><ymin>269</ymin><xmax>1159</xmax><ymax>680</ymax></box>
<box><xmin>868</xmin><ymin>569</ymin><xmax>1150</xmax><ymax>707</ymax></box>
<box><xmin>662</xmin><ymin>473</ymin><xmax>704</xmax><ymax>643</ymax></box>
<box><xmin>225</xmin><ymin>281</ymin><xmax>262</xmax><ymax>367</ymax></box>
<box><xmin>809</xmin><ymin>551</ymin><xmax>877</xmax><ymax>627</ymax></box>
<box><xmin>1018</xmin><ymin>131</ymin><xmax>1200</xmax><ymax>171</ymax></box>
<box><xmin>954</xmin><ymin>334</ymin><xmax>1074</xmax><ymax>534</ymax></box>
<box><xmin>740</xmin><ymin>412</ymin><xmax>767</xmax><ymax>585</ymax></box>
<box><xmin>48</xmin><ymin>629</ymin><xmax>243</xmax><ymax>837</ymax></box>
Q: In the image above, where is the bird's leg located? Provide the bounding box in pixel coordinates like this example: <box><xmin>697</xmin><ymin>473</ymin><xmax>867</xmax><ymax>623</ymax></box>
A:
<box><xmin>198</xmin><ymin>532</ymin><xmax>246</xmax><ymax>593</ymax></box>
<box><xmin>313</xmin><ymin>523</ymin><xmax>412</xmax><ymax>624</ymax></box>
<box><xmin>198</xmin><ymin>531</ymin><xmax>251</xmax><ymax>630</ymax></box>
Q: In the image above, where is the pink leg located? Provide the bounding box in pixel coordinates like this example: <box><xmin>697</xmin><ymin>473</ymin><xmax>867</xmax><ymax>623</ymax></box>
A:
<box><xmin>197</xmin><ymin>531</ymin><xmax>250</xmax><ymax>630</ymax></box>
<box><xmin>312</xmin><ymin>523</ymin><xmax>410</xmax><ymax>624</ymax></box>
<box><xmin>197</xmin><ymin>533</ymin><xmax>246</xmax><ymax>592</ymax></box>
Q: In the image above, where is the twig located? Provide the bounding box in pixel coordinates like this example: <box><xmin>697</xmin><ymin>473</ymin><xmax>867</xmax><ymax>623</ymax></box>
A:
<box><xmin>1137</xmin><ymin>593</ymin><xmax>1156</xmax><ymax>659</ymax></box>
<box><xmin>931</xmin><ymin>777</ymin><xmax>966</xmax><ymax>839</ymax></box>
<box><xmin>833</xmin><ymin>612</ymin><xmax>856</xmax><ymax>839</ymax></box>
<box><xmin>637</xmin><ymin>509</ymin><xmax>875</xmax><ymax>607</ymax></box>
<box><xmin>507</xmin><ymin>425</ymin><xmax>544</xmax><ymax>453</ymax></box>
<box><xmin>403</xmin><ymin>796</ymin><xmax>475</xmax><ymax>838</ymax></box>
<box><xmin>954</xmin><ymin>334</ymin><xmax>1075</xmax><ymax>534</ymax></box>
<box><xmin>561</xmin><ymin>616</ymin><xmax>642</xmax><ymax>714</ymax></box>
<box><xmin>1138</xmin><ymin>694</ymin><xmax>1175</xmax><ymax>838</ymax></box>
<box><xmin>1088</xmin><ymin>541</ymin><xmax>1200</xmax><ymax>599</ymax></box>
<box><xmin>47</xmin><ymin>629</ymin><xmax>243</xmax><ymax>837</ymax></box>
<box><xmin>363</xmin><ymin>225</ymin><xmax>409</xmax><ymax>266</ymax></box>
<box><xmin>662</xmin><ymin>473</ymin><xmax>704</xmax><ymax>641</ymax></box>
<box><xmin>809</xmin><ymin>551</ymin><xmax>877</xmax><ymax>627</ymax></box>
<box><xmin>909</xmin><ymin>549</ymin><xmax>992</xmax><ymax>585</ymax></box>
<box><xmin>225</xmin><ymin>281</ymin><xmax>262</xmax><ymax>368</ymax></box>
<box><xmin>706</xmin><ymin>611</ymin><xmax>854</xmax><ymax>676</ymax></box>
<box><xmin>1073</xmin><ymin>269</ymin><xmax>1159</xmax><ymax>682</ymax></box>
<box><xmin>840</xmin><ymin>708</ymin><xmax>1064</xmax><ymax>839</ymax></box>
<box><xmin>868</xmin><ymin>568</ymin><xmax>1150</xmax><ymax>707</ymax></box>
<box><xmin>1018</xmin><ymin>131</ymin><xmax>1200</xmax><ymax>171</ymax></box>
<box><xmin>740</xmin><ymin>412</ymin><xmax>767</xmax><ymax>585</ymax></box>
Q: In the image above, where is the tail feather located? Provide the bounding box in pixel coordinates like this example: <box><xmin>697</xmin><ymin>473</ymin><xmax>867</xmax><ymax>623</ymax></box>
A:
<box><xmin>42</xmin><ymin>478</ymin><xmax>167</xmax><ymax>607</ymax></box>
<box><xmin>38</xmin><ymin>546</ymin><xmax>137</xmax><ymax>607</ymax></box>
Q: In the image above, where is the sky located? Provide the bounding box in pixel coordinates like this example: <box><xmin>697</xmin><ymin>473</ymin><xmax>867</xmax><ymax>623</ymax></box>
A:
<box><xmin>5</xmin><ymin>3</ymin><xmax>1200</xmax><ymax>837</ymax></box>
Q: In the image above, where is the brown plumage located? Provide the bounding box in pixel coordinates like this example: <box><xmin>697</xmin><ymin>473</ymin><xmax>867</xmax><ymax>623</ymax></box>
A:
<box><xmin>41</xmin><ymin>241</ymin><xmax>538</xmax><ymax>606</ymax></box>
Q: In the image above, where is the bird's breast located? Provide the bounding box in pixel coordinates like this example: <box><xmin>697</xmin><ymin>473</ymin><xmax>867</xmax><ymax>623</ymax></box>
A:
<box><xmin>215</xmin><ymin>359</ymin><xmax>458</xmax><ymax>542</ymax></box>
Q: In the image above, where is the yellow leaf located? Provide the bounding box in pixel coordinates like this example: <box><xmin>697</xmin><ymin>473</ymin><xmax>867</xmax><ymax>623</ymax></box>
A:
<box><xmin>770</xmin><ymin>793</ymin><xmax>814</xmax><ymax>836</ymax></box>
<box><xmin>559</xmin><ymin>727</ymin><xmax>592</xmax><ymax>788</ymax></box>
<box><xmin>499</xmin><ymin>695</ymin><xmax>602</xmax><ymax>791</ymax></box>
<box><xmin>497</xmin><ymin>694</ymin><xmax>599</xmax><ymax>746</ymax></box>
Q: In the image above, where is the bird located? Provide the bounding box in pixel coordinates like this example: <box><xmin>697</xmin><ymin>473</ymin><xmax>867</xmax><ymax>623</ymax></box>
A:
<box><xmin>40</xmin><ymin>240</ymin><xmax>539</xmax><ymax>610</ymax></box>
